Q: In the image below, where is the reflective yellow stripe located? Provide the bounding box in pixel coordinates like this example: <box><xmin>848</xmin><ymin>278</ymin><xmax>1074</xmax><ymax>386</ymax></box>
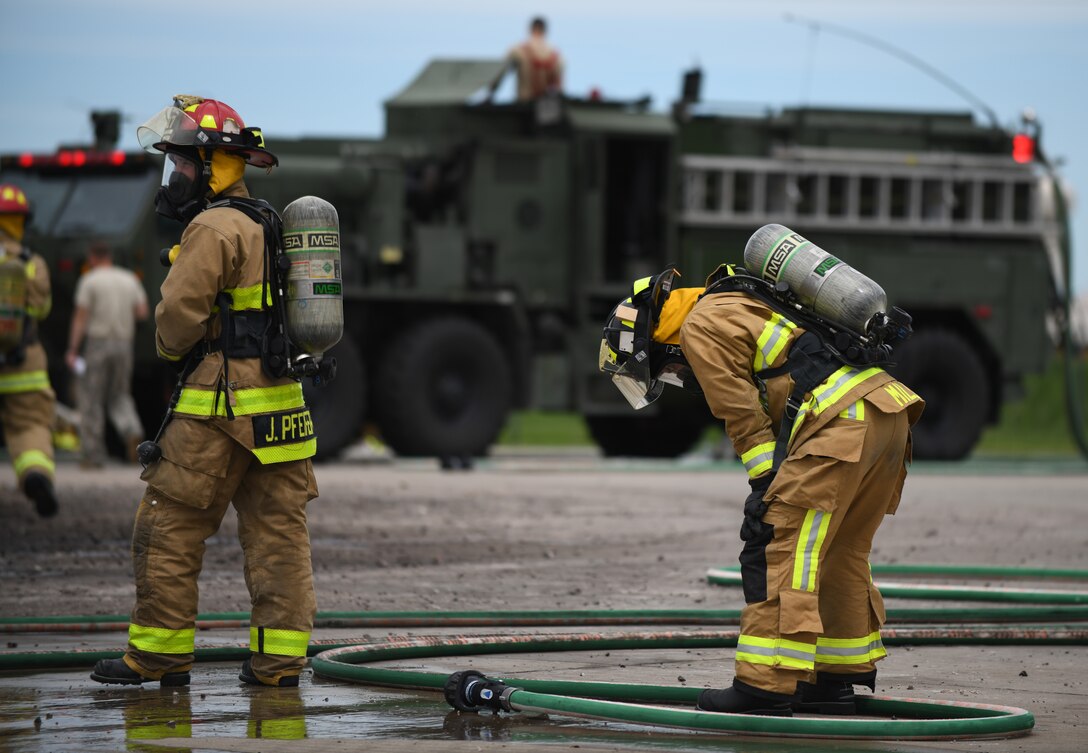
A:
<box><xmin>129</xmin><ymin>624</ymin><xmax>196</xmax><ymax>654</ymax></box>
<box><xmin>788</xmin><ymin>366</ymin><xmax>885</xmax><ymax>446</ymax></box>
<box><xmin>740</xmin><ymin>441</ymin><xmax>776</xmax><ymax>478</ymax></box>
<box><xmin>736</xmin><ymin>633</ymin><xmax>816</xmax><ymax>670</ymax></box>
<box><xmin>250</xmin><ymin>626</ymin><xmax>310</xmax><ymax>657</ymax></box>
<box><xmin>753</xmin><ymin>312</ymin><xmax>797</xmax><ymax>371</ymax></box>
<box><xmin>26</xmin><ymin>296</ymin><xmax>51</xmax><ymax>318</ymax></box>
<box><xmin>810</xmin><ymin>367</ymin><xmax>885</xmax><ymax>418</ymax></box>
<box><xmin>252</xmin><ymin>439</ymin><xmax>317</xmax><ymax>464</ymax></box>
<box><xmin>815</xmin><ymin>631</ymin><xmax>887</xmax><ymax>664</ymax></box>
<box><xmin>156</xmin><ymin>345</ymin><xmax>183</xmax><ymax>362</ymax></box>
<box><xmin>0</xmin><ymin>369</ymin><xmax>50</xmax><ymax>393</ymax></box>
<box><xmin>632</xmin><ymin>276</ymin><xmax>652</xmax><ymax>296</ymax></box>
<box><xmin>218</xmin><ymin>283</ymin><xmax>273</xmax><ymax>311</ymax></box>
<box><xmin>838</xmin><ymin>399</ymin><xmax>865</xmax><ymax>421</ymax></box>
<box><xmin>14</xmin><ymin>449</ymin><xmax>53</xmax><ymax>476</ymax></box>
<box><xmin>792</xmin><ymin>509</ymin><xmax>832</xmax><ymax>592</ymax></box>
<box><xmin>174</xmin><ymin>383</ymin><xmax>305</xmax><ymax>417</ymax></box>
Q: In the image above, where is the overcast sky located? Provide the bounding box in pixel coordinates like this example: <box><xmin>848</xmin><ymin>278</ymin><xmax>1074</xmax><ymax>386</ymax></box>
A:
<box><xmin>4</xmin><ymin>0</ymin><xmax>1087</xmax><ymax>293</ymax></box>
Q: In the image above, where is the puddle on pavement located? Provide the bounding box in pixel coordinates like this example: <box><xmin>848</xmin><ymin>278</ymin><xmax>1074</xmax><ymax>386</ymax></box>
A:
<box><xmin>0</xmin><ymin>663</ymin><xmax>954</xmax><ymax>753</ymax></box>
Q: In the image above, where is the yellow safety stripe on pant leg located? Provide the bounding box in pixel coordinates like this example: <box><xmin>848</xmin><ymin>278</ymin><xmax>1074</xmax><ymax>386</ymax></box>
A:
<box><xmin>838</xmin><ymin>399</ymin><xmax>865</xmax><ymax>420</ymax></box>
<box><xmin>791</xmin><ymin>509</ymin><xmax>832</xmax><ymax>592</ymax></box>
<box><xmin>250</xmin><ymin>626</ymin><xmax>311</xmax><ymax>657</ymax></box>
<box><xmin>736</xmin><ymin>634</ymin><xmax>816</xmax><ymax>671</ymax></box>
<box><xmin>0</xmin><ymin>369</ymin><xmax>51</xmax><ymax>393</ymax></box>
<box><xmin>753</xmin><ymin>313</ymin><xmax>797</xmax><ymax>372</ymax></box>
<box><xmin>252</xmin><ymin>438</ymin><xmax>317</xmax><ymax>464</ymax></box>
<box><xmin>815</xmin><ymin>631</ymin><xmax>887</xmax><ymax>665</ymax></box>
<box><xmin>14</xmin><ymin>449</ymin><xmax>54</xmax><ymax>477</ymax></box>
<box><xmin>174</xmin><ymin>382</ymin><xmax>305</xmax><ymax>417</ymax></box>
<box><xmin>129</xmin><ymin>624</ymin><xmax>196</xmax><ymax>654</ymax></box>
<box><xmin>740</xmin><ymin>441</ymin><xmax>776</xmax><ymax>478</ymax></box>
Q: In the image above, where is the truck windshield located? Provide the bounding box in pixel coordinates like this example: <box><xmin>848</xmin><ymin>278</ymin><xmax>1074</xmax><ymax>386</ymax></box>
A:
<box><xmin>0</xmin><ymin>170</ymin><xmax>155</xmax><ymax>237</ymax></box>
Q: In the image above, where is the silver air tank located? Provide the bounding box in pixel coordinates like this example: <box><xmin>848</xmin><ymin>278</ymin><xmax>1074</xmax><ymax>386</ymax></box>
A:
<box><xmin>744</xmin><ymin>223</ymin><xmax>887</xmax><ymax>334</ymax></box>
<box><xmin>281</xmin><ymin>196</ymin><xmax>344</xmax><ymax>358</ymax></box>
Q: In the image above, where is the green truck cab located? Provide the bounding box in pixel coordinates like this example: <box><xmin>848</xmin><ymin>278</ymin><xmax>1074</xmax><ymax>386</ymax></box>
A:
<box><xmin>0</xmin><ymin>60</ymin><xmax>1067</xmax><ymax>461</ymax></box>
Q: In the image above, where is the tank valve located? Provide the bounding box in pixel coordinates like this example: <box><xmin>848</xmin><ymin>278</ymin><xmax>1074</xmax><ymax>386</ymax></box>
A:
<box><xmin>444</xmin><ymin>670</ymin><xmax>517</xmax><ymax>713</ymax></box>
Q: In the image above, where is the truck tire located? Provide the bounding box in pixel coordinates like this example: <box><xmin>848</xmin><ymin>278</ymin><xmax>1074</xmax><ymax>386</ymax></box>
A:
<box><xmin>586</xmin><ymin>395</ymin><xmax>710</xmax><ymax>458</ymax></box>
<box><xmin>888</xmin><ymin>328</ymin><xmax>990</xmax><ymax>460</ymax></box>
<box><xmin>304</xmin><ymin>337</ymin><xmax>366</xmax><ymax>461</ymax></box>
<box><xmin>374</xmin><ymin>317</ymin><xmax>512</xmax><ymax>458</ymax></box>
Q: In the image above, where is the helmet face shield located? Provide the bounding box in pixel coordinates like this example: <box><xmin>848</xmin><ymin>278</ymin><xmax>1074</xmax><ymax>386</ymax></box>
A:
<box><xmin>609</xmin><ymin>351</ymin><xmax>666</xmax><ymax>410</ymax></box>
<box><xmin>138</xmin><ymin>106</ymin><xmax>200</xmax><ymax>153</ymax></box>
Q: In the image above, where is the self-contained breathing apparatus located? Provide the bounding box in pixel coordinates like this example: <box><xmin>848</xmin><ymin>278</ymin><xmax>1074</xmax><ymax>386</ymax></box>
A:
<box><xmin>0</xmin><ymin>247</ymin><xmax>34</xmax><ymax>367</ymax></box>
<box><xmin>138</xmin><ymin>196</ymin><xmax>344</xmax><ymax>466</ymax></box>
<box><xmin>599</xmin><ymin>224</ymin><xmax>913</xmax><ymax>472</ymax></box>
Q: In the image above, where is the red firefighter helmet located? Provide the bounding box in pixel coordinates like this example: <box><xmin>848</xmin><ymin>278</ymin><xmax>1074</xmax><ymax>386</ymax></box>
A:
<box><xmin>136</xmin><ymin>96</ymin><xmax>278</xmax><ymax>168</ymax></box>
<box><xmin>0</xmin><ymin>184</ymin><xmax>31</xmax><ymax>215</ymax></box>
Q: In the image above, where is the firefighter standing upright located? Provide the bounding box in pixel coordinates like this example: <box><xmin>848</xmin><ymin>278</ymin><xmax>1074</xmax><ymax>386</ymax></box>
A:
<box><xmin>0</xmin><ymin>183</ymin><xmax>58</xmax><ymax>518</ymax></box>
<box><xmin>599</xmin><ymin>228</ymin><xmax>924</xmax><ymax>715</ymax></box>
<box><xmin>91</xmin><ymin>97</ymin><xmax>319</xmax><ymax>688</ymax></box>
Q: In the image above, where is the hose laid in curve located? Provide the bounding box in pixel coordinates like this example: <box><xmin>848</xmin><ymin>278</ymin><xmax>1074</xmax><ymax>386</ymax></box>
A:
<box><xmin>311</xmin><ymin>632</ymin><xmax>1036</xmax><ymax>740</ymax></box>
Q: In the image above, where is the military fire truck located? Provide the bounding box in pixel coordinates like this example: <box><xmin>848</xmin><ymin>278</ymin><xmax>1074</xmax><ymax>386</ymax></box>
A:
<box><xmin>0</xmin><ymin>59</ymin><xmax>1070</xmax><ymax>460</ymax></box>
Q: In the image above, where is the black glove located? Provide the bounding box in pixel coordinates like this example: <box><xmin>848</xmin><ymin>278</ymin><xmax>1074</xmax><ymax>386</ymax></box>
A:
<box><xmin>739</xmin><ymin>473</ymin><xmax>775</xmax><ymax>543</ymax></box>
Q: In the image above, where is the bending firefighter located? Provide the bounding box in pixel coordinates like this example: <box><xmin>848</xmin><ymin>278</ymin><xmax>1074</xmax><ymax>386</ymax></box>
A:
<box><xmin>599</xmin><ymin>225</ymin><xmax>923</xmax><ymax>715</ymax></box>
<box><xmin>91</xmin><ymin>96</ymin><xmax>319</xmax><ymax>688</ymax></box>
<box><xmin>0</xmin><ymin>183</ymin><xmax>58</xmax><ymax>518</ymax></box>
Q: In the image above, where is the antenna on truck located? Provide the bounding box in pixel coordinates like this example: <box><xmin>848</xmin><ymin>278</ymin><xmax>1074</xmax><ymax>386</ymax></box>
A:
<box><xmin>784</xmin><ymin>13</ymin><xmax>1001</xmax><ymax>130</ymax></box>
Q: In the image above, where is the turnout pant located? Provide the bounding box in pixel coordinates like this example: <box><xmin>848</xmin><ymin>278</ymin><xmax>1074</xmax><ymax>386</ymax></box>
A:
<box><xmin>0</xmin><ymin>388</ymin><xmax>55</xmax><ymax>490</ymax></box>
<box><xmin>735</xmin><ymin>397</ymin><xmax>911</xmax><ymax>695</ymax></box>
<box><xmin>124</xmin><ymin>417</ymin><xmax>318</xmax><ymax>684</ymax></box>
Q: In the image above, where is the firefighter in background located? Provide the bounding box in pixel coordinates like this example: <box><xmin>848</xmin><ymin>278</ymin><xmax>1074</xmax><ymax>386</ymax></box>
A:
<box><xmin>91</xmin><ymin>96</ymin><xmax>319</xmax><ymax>688</ymax></box>
<box><xmin>497</xmin><ymin>16</ymin><xmax>564</xmax><ymax>101</ymax></box>
<box><xmin>0</xmin><ymin>183</ymin><xmax>58</xmax><ymax>518</ymax></box>
<box><xmin>600</xmin><ymin>261</ymin><xmax>923</xmax><ymax>715</ymax></box>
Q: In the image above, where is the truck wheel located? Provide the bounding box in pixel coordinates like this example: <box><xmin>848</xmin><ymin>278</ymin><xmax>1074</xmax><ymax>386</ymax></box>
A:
<box><xmin>374</xmin><ymin>317</ymin><xmax>511</xmax><ymax>458</ymax></box>
<box><xmin>304</xmin><ymin>337</ymin><xmax>366</xmax><ymax>461</ymax></box>
<box><xmin>888</xmin><ymin>328</ymin><xmax>989</xmax><ymax>460</ymax></box>
<box><xmin>586</xmin><ymin>396</ymin><xmax>710</xmax><ymax>458</ymax></box>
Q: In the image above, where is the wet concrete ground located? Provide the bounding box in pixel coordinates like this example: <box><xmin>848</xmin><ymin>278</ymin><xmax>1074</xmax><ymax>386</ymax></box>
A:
<box><xmin>1</xmin><ymin>450</ymin><xmax>1086</xmax><ymax>751</ymax></box>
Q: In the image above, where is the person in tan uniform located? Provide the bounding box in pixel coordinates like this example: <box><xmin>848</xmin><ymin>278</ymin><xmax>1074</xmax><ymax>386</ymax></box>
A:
<box><xmin>91</xmin><ymin>97</ymin><xmax>319</xmax><ymax>688</ymax></box>
<box><xmin>65</xmin><ymin>241</ymin><xmax>149</xmax><ymax>467</ymax></box>
<box><xmin>0</xmin><ymin>183</ymin><xmax>58</xmax><ymax>518</ymax></box>
<box><xmin>500</xmin><ymin>16</ymin><xmax>564</xmax><ymax>101</ymax></box>
<box><xmin>600</xmin><ymin>262</ymin><xmax>923</xmax><ymax>716</ymax></box>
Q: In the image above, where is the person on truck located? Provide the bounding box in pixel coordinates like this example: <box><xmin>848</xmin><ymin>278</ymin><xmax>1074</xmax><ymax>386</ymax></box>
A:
<box><xmin>599</xmin><ymin>263</ymin><xmax>923</xmax><ymax>715</ymax></box>
<box><xmin>65</xmin><ymin>241</ymin><xmax>149</xmax><ymax>468</ymax></box>
<box><xmin>0</xmin><ymin>183</ymin><xmax>59</xmax><ymax>518</ymax></box>
<box><xmin>91</xmin><ymin>96</ymin><xmax>319</xmax><ymax>689</ymax></box>
<box><xmin>502</xmin><ymin>16</ymin><xmax>564</xmax><ymax>101</ymax></box>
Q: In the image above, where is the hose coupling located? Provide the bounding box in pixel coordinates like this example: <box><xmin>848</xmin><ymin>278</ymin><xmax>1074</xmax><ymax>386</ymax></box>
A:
<box><xmin>444</xmin><ymin>670</ymin><xmax>516</xmax><ymax>713</ymax></box>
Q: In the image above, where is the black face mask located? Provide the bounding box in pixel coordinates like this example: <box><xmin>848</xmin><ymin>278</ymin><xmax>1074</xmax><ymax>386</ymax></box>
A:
<box><xmin>155</xmin><ymin>156</ymin><xmax>206</xmax><ymax>224</ymax></box>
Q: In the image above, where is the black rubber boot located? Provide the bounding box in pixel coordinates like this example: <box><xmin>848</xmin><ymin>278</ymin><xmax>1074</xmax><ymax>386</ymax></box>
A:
<box><xmin>24</xmin><ymin>472</ymin><xmax>57</xmax><ymax>518</ymax></box>
<box><xmin>697</xmin><ymin>680</ymin><xmax>794</xmax><ymax>716</ymax></box>
<box><xmin>793</xmin><ymin>670</ymin><xmax>876</xmax><ymax>715</ymax></box>
<box><xmin>90</xmin><ymin>658</ymin><xmax>190</xmax><ymax>686</ymax></box>
<box><xmin>239</xmin><ymin>658</ymin><xmax>300</xmax><ymax>687</ymax></box>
